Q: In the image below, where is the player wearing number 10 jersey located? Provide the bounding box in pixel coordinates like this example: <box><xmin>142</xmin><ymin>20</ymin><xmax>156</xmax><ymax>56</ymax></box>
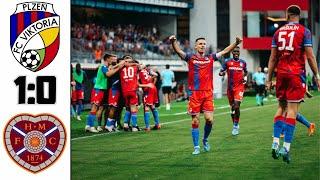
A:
<box><xmin>267</xmin><ymin>5</ymin><xmax>320</xmax><ymax>163</ymax></box>
<box><xmin>120</xmin><ymin>55</ymin><xmax>140</xmax><ymax>132</ymax></box>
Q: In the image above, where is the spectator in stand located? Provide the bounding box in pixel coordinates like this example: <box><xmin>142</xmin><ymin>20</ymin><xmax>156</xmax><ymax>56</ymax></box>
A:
<box><xmin>71</xmin><ymin>23</ymin><xmax>191</xmax><ymax>59</ymax></box>
<box><xmin>94</xmin><ymin>46</ymin><xmax>103</xmax><ymax>63</ymax></box>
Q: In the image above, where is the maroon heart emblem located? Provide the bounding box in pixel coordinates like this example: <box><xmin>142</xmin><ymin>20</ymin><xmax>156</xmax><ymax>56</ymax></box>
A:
<box><xmin>3</xmin><ymin>113</ymin><xmax>66</xmax><ymax>173</ymax></box>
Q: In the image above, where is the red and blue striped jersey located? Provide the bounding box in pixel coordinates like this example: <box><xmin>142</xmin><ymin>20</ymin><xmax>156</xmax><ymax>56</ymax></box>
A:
<box><xmin>271</xmin><ymin>22</ymin><xmax>312</xmax><ymax>75</ymax></box>
<box><xmin>184</xmin><ymin>53</ymin><xmax>218</xmax><ymax>91</ymax></box>
<box><xmin>221</xmin><ymin>58</ymin><xmax>247</xmax><ymax>90</ymax></box>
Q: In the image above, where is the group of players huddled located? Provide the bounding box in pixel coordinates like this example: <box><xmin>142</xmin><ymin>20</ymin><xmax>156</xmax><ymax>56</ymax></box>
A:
<box><xmin>71</xmin><ymin>54</ymin><xmax>161</xmax><ymax>133</ymax></box>
<box><xmin>71</xmin><ymin>4</ymin><xmax>320</xmax><ymax>164</ymax></box>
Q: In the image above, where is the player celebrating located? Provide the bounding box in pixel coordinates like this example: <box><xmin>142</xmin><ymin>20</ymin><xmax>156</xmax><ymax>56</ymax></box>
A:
<box><xmin>104</xmin><ymin>57</ymin><xmax>122</xmax><ymax>132</ymax></box>
<box><xmin>120</xmin><ymin>55</ymin><xmax>140</xmax><ymax>132</ymax></box>
<box><xmin>139</xmin><ymin>64</ymin><xmax>161</xmax><ymax>131</ymax></box>
<box><xmin>170</xmin><ymin>35</ymin><xmax>242</xmax><ymax>155</ymax></box>
<box><xmin>72</xmin><ymin>63</ymin><xmax>87</xmax><ymax>121</ymax></box>
<box><xmin>267</xmin><ymin>5</ymin><xmax>320</xmax><ymax>163</ymax></box>
<box><xmin>85</xmin><ymin>54</ymin><xmax>125</xmax><ymax>133</ymax></box>
<box><xmin>219</xmin><ymin>46</ymin><xmax>247</xmax><ymax>136</ymax></box>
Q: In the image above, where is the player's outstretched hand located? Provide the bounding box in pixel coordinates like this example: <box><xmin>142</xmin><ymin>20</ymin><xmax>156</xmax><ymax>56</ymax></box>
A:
<box><xmin>169</xmin><ymin>35</ymin><xmax>177</xmax><ymax>43</ymax></box>
<box><xmin>119</xmin><ymin>60</ymin><xmax>126</xmax><ymax>68</ymax></box>
<box><xmin>236</xmin><ymin>37</ymin><xmax>242</xmax><ymax>45</ymax></box>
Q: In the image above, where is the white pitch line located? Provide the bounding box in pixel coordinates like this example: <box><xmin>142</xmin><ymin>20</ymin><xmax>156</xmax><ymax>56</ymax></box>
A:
<box><xmin>215</xmin><ymin>105</ymin><xmax>230</xmax><ymax>109</ymax></box>
<box><xmin>44</xmin><ymin>126</ymin><xmax>58</xmax><ymax>137</ymax></box>
<box><xmin>71</xmin><ymin>103</ymin><xmax>277</xmax><ymax>141</ymax></box>
<box><xmin>160</xmin><ymin>105</ymin><xmax>230</xmax><ymax>116</ymax></box>
<box><xmin>13</xmin><ymin>126</ymin><xmax>26</xmax><ymax>137</ymax></box>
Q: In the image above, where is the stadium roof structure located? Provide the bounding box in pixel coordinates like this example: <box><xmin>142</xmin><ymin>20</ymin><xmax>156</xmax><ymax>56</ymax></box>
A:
<box><xmin>71</xmin><ymin>0</ymin><xmax>193</xmax><ymax>15</ymax></box>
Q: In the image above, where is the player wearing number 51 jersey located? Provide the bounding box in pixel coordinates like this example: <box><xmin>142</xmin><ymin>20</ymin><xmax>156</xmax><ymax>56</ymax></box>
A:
<box><xmin>219</xmin><ymin>46</ymin><xmax>247</xmax><ymax>136</ymax></box>
<box><xmin>267</xmin><ymin>5</ymin><xmax>320</xmax><ymax>163</ymax></box>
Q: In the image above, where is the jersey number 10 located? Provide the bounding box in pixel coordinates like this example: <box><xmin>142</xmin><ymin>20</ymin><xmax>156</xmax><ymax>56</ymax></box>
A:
<box><xmin>122</xmin><ymin>67</ymin><xmax>135</xmax><ymax>78</ymax></box>
<box><xmin>278</xmin><ymin>31</ymin><xmax>295</xmax><ymax>51</ymax></box>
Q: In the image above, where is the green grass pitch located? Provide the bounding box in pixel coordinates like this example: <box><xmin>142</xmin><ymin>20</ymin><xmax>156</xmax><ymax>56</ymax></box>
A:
<box><xmin>71</xmin><ymin>94</ymin><xmax>320</xmax><ymax>180</ymax></box>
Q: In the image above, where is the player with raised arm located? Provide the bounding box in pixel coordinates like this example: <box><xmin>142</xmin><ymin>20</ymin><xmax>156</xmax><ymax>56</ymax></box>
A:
<box><xmin>219</xmin><ymin>46</ymin><xmax>247</xmax><ymax>136</ymax></box>
<box><xmin>170</xmin><ymin>35</ymin><xmax>242</xmax><ymax>155</ymax></box>
<box><xmin>267</xmin><ymin>5</ymin><xmax>320</xmax><ymax>163</ymax></box>
<box><xmin>139</xmin><ymin>64</ymin><xmax>161</xmax><ymax>131</ymax></box>
<box><xmin>85</xmin><ymin>54</ymin><xmax>125</xmax><ymax>133</ymax></box>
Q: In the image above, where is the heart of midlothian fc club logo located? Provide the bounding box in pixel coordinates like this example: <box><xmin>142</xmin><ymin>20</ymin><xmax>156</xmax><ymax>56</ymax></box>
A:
<box><xmin>10</xmin><ymin>2</ymin><xmax>60</xmax><ymax>72</ymax></box>
<box><xmin>3</xmin><ymin>114</ymin><xmax>66</xmax><ymax>173</ymax></box>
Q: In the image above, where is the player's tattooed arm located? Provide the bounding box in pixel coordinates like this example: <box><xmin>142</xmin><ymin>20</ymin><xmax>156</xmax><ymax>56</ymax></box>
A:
<box><xmin>217</xmin><ymin>37</ymin><xmax>242</xmax><ymax>58</ymax></box>
<box><xmin>139</xmin><ymin>83</ymin><xmax>154</xmax><ymax>88</ymax></box>
<box><xmin>106</xmin><ymin>61</ymin><xmax>125</xmax><ymax>77</ymax></box>
<box><xmin>169</xmin><ymin>35</ymin><xmax>186</xmax><ymax>60</ymax></box>
<box><xmin>266</xmin><ymin>48</ymin><xmax>278</xmax><ymax>90</ymax></box>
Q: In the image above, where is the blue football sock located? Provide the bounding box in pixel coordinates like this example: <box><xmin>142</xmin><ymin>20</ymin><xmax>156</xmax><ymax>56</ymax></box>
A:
<box><xmin>233</xmin><ymin>117</ymin><xmax>239</xmax><ymax>127</ymax></box>
<box><xmin>86</xmin><ymin>114</ymin><xmax>96</xmax><ymax>127</ymax></box>
<box><xmin>131</xmin><ymin>112</ymin><xmax>138</xmax><ymax>127</ymax></box>
<box><xmin>144</xmin><ymin>111</ymin><xmax>150</xmax><ymax>128</ymax></box>
<box><xmin>203</xmin><ymin>123</ymin><xmax>212</xmax><ymax>143</ymax></box>
<box><xmin>296</xmin><ymin>113</ymin><xmax>310</xmax><ymax>128</ymax></box>
<box><xmin>151</xmin><ymin>108</ymin><xmax>160</xmax><ymax>125</ymax></box>
<box><xmin>191</xmin><ymin>128</ymin><xmax>200</xmax><ymax>147</ymax></box>
<box><xmin>273</xmin><ymin>116</ymin><xmax>285</xmax><ymax>138</ymax></box>
<box><xmin>123</xmin><ymin>111</ymin><xmax>131</xmax><ymax>124</ymax></box>
<box><xmin>106</xmin><ymin>118</ymin><xmax>115</xmax><ymax>127</ymax></box>
<box><xmin>77</xmin><ymin>104</ymin><xmax>83</xmax><ymax>116</ymax></box>
<box><xmin>284</xmin><ymin>124</ymin><xmax>295</xmax><ymax>143</ymax></box>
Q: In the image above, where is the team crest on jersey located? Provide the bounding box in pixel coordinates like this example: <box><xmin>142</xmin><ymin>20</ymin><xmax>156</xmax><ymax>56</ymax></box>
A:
<box><xmin>10</xmin><ymin>2</ymin><xmax>60</xmax><ymax>72</ymax></box>
<box><xmin>3</xmin><ymin>113</ymin><xmax>66</xmax><ymax>173</ymax></box>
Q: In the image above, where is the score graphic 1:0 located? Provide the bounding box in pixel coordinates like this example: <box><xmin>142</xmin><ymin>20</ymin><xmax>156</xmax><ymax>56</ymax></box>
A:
<box><xmin>14</xmin><ymin>76</ymin><xmax>56</xmax><ymax>104</ymax></box>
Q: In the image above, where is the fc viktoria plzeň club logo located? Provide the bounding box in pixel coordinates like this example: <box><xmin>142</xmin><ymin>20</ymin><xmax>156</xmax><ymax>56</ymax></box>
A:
<box><xmin>10</xmin><ymin>2</ymin><xmax>60</xmax><ymax>72</ymax></box>
<box><xmin>4</xmin><ymin>114</ymin><xmax>66</xmax><ymax>173</ymax></box>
